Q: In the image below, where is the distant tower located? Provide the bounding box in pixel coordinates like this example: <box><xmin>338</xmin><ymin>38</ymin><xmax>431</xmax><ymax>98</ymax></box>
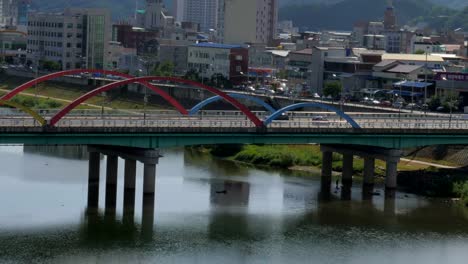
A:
<box><xmin>384</xmin><ymin>0</ymin><xmax>396</xmax><ymax>30</ymax></box>
<box><xmin>145</xmin><ymin>0</ymin><xmax>164</xmax><ymax>30</ymax></box>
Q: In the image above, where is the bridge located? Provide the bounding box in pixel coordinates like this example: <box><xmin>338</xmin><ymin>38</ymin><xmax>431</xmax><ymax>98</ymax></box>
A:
<box><xmin>1</xmin><ymin>69</ymin><xmax>467</xmax><ymax>220</ymax></box>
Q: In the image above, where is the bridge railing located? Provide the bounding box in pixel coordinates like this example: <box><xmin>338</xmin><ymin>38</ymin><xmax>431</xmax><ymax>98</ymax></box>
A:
<box><xmin>2</xmin><ymin>116</ymin><xmax>468</xmax><ymax>130</ymax></box>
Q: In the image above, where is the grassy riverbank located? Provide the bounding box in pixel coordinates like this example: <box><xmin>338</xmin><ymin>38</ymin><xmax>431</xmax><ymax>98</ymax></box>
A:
<box><xmin>197</xmin><ymin>144</ymin><xmax>427</xmax><ymax>177</ymax></box>
<box><xmin>0</xmin><ymin>76</ymin><xmax>162</xmax><ymax>110</ymax></box>
<box><xmin>192</xmin><ymin>144</ymin><xmax>468</xmax><ymax>202</ymax></box>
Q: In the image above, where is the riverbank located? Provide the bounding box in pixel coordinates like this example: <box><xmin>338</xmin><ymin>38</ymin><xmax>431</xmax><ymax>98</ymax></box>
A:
<box><xmin>191</xmin><ymin>144</ymin><xmax>468</xmax><ymax>201</ymax></box>
<box><xmin>0</xmin><ymin>76</ymin><xmax>163</xmax><ymax>110</ymax></box>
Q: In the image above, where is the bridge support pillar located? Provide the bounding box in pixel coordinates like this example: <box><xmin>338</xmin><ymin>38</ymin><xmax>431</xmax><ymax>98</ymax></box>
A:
<box><xmin>342</xmin><ymin>154</ymin><xmax>353</xmax><ymax>185</ymax></box>
<box><xmin>123</xmin><ymin>159</ymin><xmax>137</xmax><ymax>224</ymax></box>
<box><xmin>105</xmin><ymin>155</ymin><xmax>118</xmax><ymax>213</ymax></box>
<box><xmin>87</xmin><ymin>151</ymin><xmax>100</xmax><ymax>210</ymax></box>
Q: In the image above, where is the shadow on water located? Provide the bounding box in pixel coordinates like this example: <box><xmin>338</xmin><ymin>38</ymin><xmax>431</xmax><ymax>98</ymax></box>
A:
<box><xmin>23</xmin><ymin>145</ymin><xmax>90</xmax><ymax>160</ymax></box>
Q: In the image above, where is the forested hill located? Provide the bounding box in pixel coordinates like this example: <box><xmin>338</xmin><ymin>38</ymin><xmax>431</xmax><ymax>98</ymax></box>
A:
<box><xmin>279</xmin><ymin>0</ymin><xmax>433</xmax><ymax>30</ymax></box>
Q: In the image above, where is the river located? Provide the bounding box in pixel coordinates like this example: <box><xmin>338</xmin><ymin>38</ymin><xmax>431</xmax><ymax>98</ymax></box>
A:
<box><xmin>0</xmin><ymin>145</ymin><xmax>468</xmax><ymax>263</ymax></box>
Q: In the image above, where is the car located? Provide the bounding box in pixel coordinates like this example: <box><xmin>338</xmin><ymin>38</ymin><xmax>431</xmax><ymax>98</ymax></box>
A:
<box><xmin>245</xmin><ymin>86</ymin><xmax>255</xmax><ymax>92</ymax></box>
<box><xmin>405</xmin><ymin>103</ymin><xmax>420</xmax><ymax>110</ymax></box>
<box><xmin>277</xmin><ymin>113</ymin><xmax>289</xmax><ymax>120</ymax></box>
<box><xmin>392</xmin><ymin>102</ymin><xmax>404</xmax><ymax>108</ymax></box>
<box><xmin>436</xmin><ymin>106</ymin><xmax>445</xmax><ymax>112</ymax></box>
<box><xmin>380</xmin><ymin>101</ymin><xmax>392</xmax><ymax>107</ymax></box>
<box><xmin>312</xmin><ymin>93</ymin><xmax>321</xmax><ymax>99</ymax></box>
<box><xmin>371</xmin><ymin>100</ymin><xmax>380</xmax><ymax>105</ymax></box>
<box><xmin>312</xmin><ymin>115</ymin><xmax>327</xmax><ymax>121</ymax></box>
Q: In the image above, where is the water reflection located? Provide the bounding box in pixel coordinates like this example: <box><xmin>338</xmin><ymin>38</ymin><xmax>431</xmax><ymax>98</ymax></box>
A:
<box><xmin>1</xmin><ymin>146</ymin><xmax>468</xmax><ymax>263</ymax></box>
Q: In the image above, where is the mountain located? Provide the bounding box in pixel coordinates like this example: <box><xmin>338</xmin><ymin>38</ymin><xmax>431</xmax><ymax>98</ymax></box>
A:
<box><xmin>429</xmin><ymin>0</ymin><xmax>468</xmax><ymax>8</ymax></box>
<box><xmin>279</xmin><ymin>0</ymin><xmax>436</xmax><ymax>31</ymax></box>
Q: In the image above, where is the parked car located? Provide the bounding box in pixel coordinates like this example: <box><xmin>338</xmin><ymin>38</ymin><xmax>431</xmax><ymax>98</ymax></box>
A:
<box><xmin>380</xmin><ymin>101</ymin><xmax>392</xmax><ymax>107</ymax></box>
<box><xmin>245</xmin><ymin>86</ymin><xmax>255</xmax><ymax>92</ymax></box>
<box><xmin>277</xmin><ymin>113</ymin><xmax>289</xmax><ymax>120</ymax></box>
<box><xmin>392</xmin><ymin>101</ymin><xmax>404</xmax><ymax>109</ymax></box>
<box><xmin>312</xmin><ymin>115</ymin><xmax>328</xmax><ymax>121</ymax></box>
<box><xmin>405</xmin><ymin>103</ymin><xmax>420</xmax><ymax>110</ymax></box>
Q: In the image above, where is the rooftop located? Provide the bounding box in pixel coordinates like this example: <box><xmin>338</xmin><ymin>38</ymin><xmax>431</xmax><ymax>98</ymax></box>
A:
<box><xmin>382</xmin><ymin>53</ymin><xmax>444</xmax><ymax>62</ymax></box>
<box><xmin>192</xmin><ymin>43</ymin><xmax>243</xmax><ymax>49</ymax></box>
<box><xmin>290</xmin><ymin>48</ymin><xmax>313</xmax><ymax>55</ymax></box>
<box><xmin>386</xmin><ymin>64</ymin><xmax>423</xmax><ymax>74</ymax></box>
<box><xmin>374</xmin><ymin>60</ymin><xmax>398</xmax><ymax>68</ymax></box>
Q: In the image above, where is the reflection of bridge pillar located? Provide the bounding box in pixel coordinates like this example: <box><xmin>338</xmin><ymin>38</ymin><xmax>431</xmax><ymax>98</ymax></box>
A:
<box><xmin>362</xmin><ymin>157</ymin><xmax>375</xmax><ymax>200</ymax></box>
<box><xmin>123</xmin><ymin>159</ymin><xmax>137</xmax><ymax>224</ymax></box>
<box><xmin>105</xmin><ymin>155</ymin><xmax>118</xmax><ymax>214</ymax></box>
<box><xmin>141</xmin><ymin>162</ymin><xmax>157</xmax><ymax>240</ymax></box>
<box><xmin>342</xmin><ymin>154</ymin><xmax>353</xmax><ymax>185</ymax></box>
<box><xmin>87</xmin><ymin>151</ymin><xmax>100</xmax><ymax>210</ymax></box>
<box><xmin>321</xmin><ymin>151</ymin><xmax>333</xmax><ymax>194</ymax></box>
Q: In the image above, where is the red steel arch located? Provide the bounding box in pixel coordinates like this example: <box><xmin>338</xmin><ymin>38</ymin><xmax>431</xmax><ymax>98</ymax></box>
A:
<box><xmin>0</xmin><ymin>69</ymin><xmax>188</xmax><ymax>115</ymax></box>
<box><xmin>49</xmin><ymin>76</ymin><xmax>264</xmax><ymax>127</ymax></box>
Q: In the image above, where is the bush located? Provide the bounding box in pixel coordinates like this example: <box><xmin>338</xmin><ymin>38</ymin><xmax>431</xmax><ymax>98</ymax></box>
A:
<box><xmin>454</xmin><ymin>181</ymin><xmax>468</xmax><ymax>206</ymax></box>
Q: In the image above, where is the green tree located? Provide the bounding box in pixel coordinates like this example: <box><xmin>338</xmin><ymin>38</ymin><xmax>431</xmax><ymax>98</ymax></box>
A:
<box><xmin>414</xmin><ymin>49</ymin><xmax>426</xmax><ymax>55</ymax></box>
<box><xmin>40</xmin><ymin>60</ymin><xmax>61</xmax><ymax>71</ymax></box>
<box><xmin>323</xmin><ymin>81</ymin><xmax>342</xmax><ymax>98</ymax></box>
<box><xmin>152</xmin><ymin>61</ymin><xmax>174</xmax><ymax>76</ymax></box>
<box><xmin>277</xmin><ymin>70</ymin><xmax>288</xmax><ymax>80</ymax></box>
<box><xmin>183</xmin><ymin>69</ymin><xmax>201</xmax><ymax>82</ymax></box>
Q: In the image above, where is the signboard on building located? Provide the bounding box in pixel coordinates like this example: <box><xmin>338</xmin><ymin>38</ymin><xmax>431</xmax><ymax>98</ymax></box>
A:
<box><xmin>435</xmin><ymin>72</ymin><xmax>468</xmax><ymax>82</ymax></box>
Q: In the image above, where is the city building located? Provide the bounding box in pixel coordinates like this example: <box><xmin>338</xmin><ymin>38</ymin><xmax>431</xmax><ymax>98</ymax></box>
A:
<box><xmin>187</xmin><ymin>42</ymin><xmax>248</xmax><ymax>84</ymax></box>
<box><xmin>106</xmin><ymin>41</ymin><xmax>137</xmax><ymax>72</ymax></box>
<box><xmin>219</xmin><ymin>0</ymin><xmax>278</xmax><ymax>45</ymax></box>
<box><xmin>27</xmin><ymin>8</ymin><xmax>111</xmax><ymax>70</ymax></box>
<box><xmin>0</xmin><ymin>29</ymin><xmax>26</xmax><ymax>64</ymax></box>
<box><xmin>383</xmin><ymin>0</ymin><xmax>396</xmax><ymax>30</ymax></box>
<box><xmin>157</xmin><ymin>39</ymin><xmax>189</xmax><ymax>75</ymax></box>
<box><xmin>112</xmin><ymin>24</ymin><xmax>159</xmax><ymax>54</ymax></box>
<box><xmin>287</xmin><ymin>48</ymin><xmax>312</xmax><ymax>82</ymax></box>
<box><xmin>0</xmin><ymin>0</ymin><xmax>17</xmax><ymax>27</ymax></box>
<box><xmin>310</xmin><ymin>47</ymin><xmax>384</xmax><ymax>95</ymax></box>
<box><xmin>176</xmin><ymin>0</ymin><xmax>218</xmax><ymax>33</ymax></box>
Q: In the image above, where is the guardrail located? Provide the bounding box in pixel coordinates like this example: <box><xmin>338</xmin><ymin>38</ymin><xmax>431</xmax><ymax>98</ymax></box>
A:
<box><xmin>2</xmin><ymin>116</ymin><xmax>468</xmax><ymax>130</ymax></box>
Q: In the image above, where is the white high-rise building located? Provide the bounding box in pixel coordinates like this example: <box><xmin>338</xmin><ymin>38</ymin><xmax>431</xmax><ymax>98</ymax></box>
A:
<box><xmin>173</xmin><ymin>0</ymin><xmax>185</xmax><ymax>22</ymax></box>
<box><xmin>218</xmin><ymin>0</ymin><xmax>278</xmax><ymax>45</ymax></box>
<box><xmin>0</xmin><ymin>0</ymin><xmax>18</xmax><ymax>27</ymax></box>
<box><xmin>179</xmin><ymin>0</ymin><xmax>218</xmax><ymax>32</ymax></box>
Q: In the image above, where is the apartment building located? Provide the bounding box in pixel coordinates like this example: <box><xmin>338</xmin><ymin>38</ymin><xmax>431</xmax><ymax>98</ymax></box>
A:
<box><xmin>26</xmin><ymin>8</ymin><xmax>111</xmax><ymax>70</ymax></box>
<box><xmin>219</xmin><ymin>0</ymin><xmax>278</xmax><ymax>45</ymax></box>
<box><xmin>187</xmin><ymin>42</ymin><xmax>248</xmax><ymax>84</ymax></box>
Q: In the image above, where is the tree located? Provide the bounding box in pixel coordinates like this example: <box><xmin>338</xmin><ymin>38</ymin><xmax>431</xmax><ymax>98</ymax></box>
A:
<box><xmin>152</xmin><ymin>61</ymin><xmax>174</xmax><ymax>76</ymax></box>
<box><xmin>414</xmin><ymin>49</ymin><xmax>426</xmax><ymax>55</ymax></box>
<box><xmin>40</xmin><ymin>60</ymin><xmax>61</xmax><ymax>71</ymax></box>
<box><xmin>209</xmin><ymin>73</ymin><xmax>233</xmax><ymax>88</ymax></box>
<box><xmin>323</xmin><ymin>81</ymin><xmax>342</xmax><ymax>98</ymax></box>
<box><xmin>183</xmin><ymin>69</ymin><xmax>201</xmax><ymax>82</ymax></box>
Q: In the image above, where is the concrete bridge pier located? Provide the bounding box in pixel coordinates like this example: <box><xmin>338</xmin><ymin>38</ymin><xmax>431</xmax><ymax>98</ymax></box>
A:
<box><xmin>321</xmin><ymin>145</ymin><xmax>402</xmax><ymax>200</ymax></box>
<box><xmin>87</xmin><ymin>151</ymin><xmax>101</xmax><ymax>211</ymax></box>
<box><xmin>87</xmin><ymin>145</ymin><xmax>161</xmax><ymax>230</ymax></box>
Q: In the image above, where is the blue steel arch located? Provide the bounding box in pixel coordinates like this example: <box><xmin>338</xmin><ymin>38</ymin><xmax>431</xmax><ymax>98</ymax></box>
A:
<box><xmin>189</xmin><ymin>93</ymin><xmax>277</xmax><ymax>115</ymax></box>
<box><xmin>263</xmin><ymin>102</ymin><xmax>361</xmax><ymax>129</ymax></box>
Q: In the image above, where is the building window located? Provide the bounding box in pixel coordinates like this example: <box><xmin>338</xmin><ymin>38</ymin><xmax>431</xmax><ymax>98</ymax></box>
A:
<box><xmin>67</xmin><ymin>23</ymin><xmax>73</xmax><ymax>29</ymax></box>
